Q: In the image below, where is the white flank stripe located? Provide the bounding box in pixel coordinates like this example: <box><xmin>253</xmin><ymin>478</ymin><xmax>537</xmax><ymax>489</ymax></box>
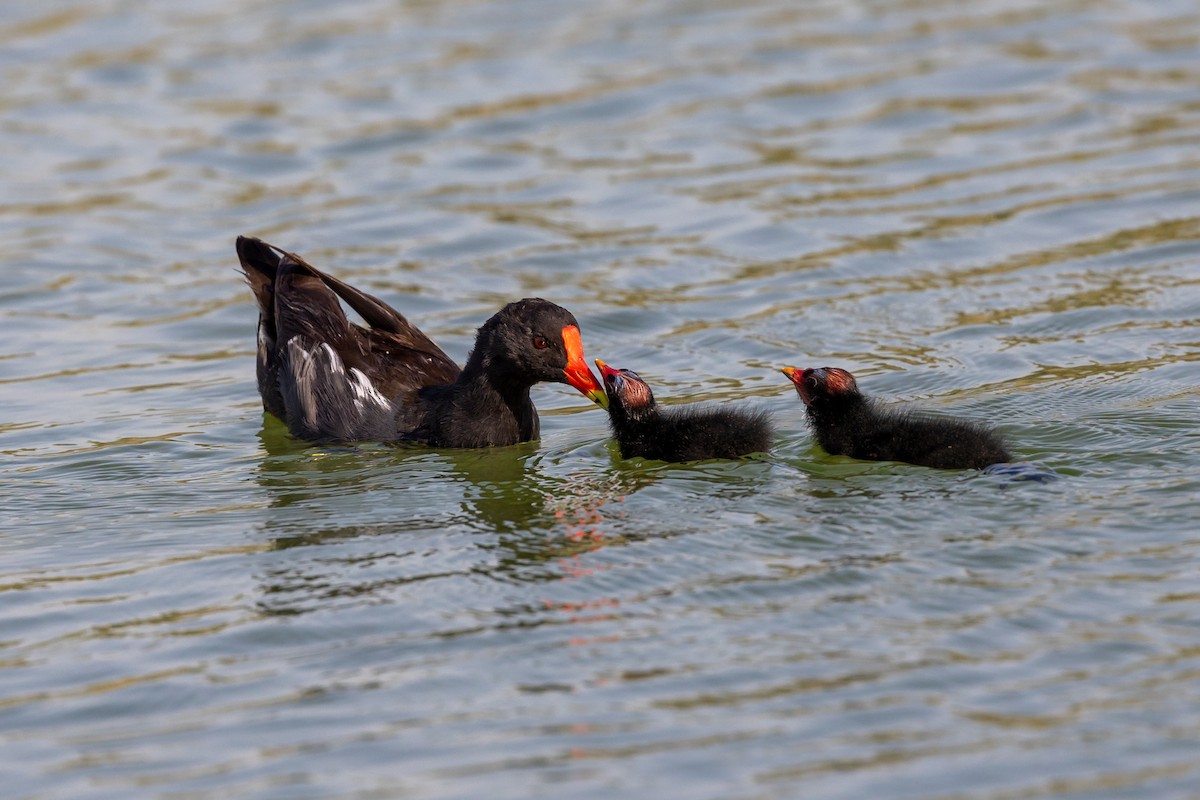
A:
<box><xmin>320</xmin><ymin>343</ymin><xmax>344</xmax><ymax>375</ymax></box>
<box><xmin>350</xmin><ymin>368</ymin><xmax>393</xmax><ymax>411</ymax></box>
<box><xmin>287</xmin><ymin>337</ymin><xmax>318</xmax><ymax>427</ymax></box>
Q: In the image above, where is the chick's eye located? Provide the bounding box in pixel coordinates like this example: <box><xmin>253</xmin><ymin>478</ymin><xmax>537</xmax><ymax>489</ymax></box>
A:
<box><xmin>532</xmin><ymin>336</ymin><xmax>549</xmax><ymax>349</ymax></box>
<box><xmin>805</xmin><ymin>376</ymin><xmax>819</xmax><ymax>389</ymax></box>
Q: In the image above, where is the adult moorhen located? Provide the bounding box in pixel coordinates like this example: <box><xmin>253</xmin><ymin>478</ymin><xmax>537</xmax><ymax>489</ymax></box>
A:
<box><xmin>596</xmin><ymin>360</ymin><xmax>773</xmax><ymax>462</ymax></box>
<box><xmin>236</xmin><ymin>236</ymin><xmax>607</xmax><ymax>447</ymax></box>
<box><xmin>781</xmin><ymin>366</ymin><xmax>1012</xmax><ymax>470</ymax></box>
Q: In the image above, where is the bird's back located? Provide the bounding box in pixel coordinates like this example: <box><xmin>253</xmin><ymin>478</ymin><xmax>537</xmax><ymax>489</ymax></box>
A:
<box><xmin>821</xmin><ymin>403</ymin><xmax>1011</xmax><ymax>470</ymax></box>
<box><xmin>235</xmin><ymin>236</ymin><xmax>460</xmax><ymax>442</ymax></box>
<box><xmin>614</xmin><ymin>405</ymin><xmax>773</xmax><ymax>462</ymax></box>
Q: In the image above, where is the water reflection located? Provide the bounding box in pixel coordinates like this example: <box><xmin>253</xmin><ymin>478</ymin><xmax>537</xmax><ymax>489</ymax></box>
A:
<box><xmin>250</xmin><ymin>418</ymin><xmax>656</xmax><ymax>614</ymax></box>
<box><xmin>484</xmin><ymin>465</ymin><xmax>658</xmax><ymax>580</ymax></box>
<box><xmin>7</xmin><ymin>0</ymin><xmax>1200</xmax><ymax>795</ymax></box>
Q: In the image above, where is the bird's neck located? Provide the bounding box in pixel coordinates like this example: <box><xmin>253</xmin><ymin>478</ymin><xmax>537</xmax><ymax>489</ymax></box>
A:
<box><xmin>455</xmin><ymin>362</ymin><xmax>538</xmax><ymax>441</ymax></box>
<box><xmin>807</xmin><ymin>394</ymin><xmax>873</xmax><ymax>433</ymax></box>
<box><xmin>608</xmin><ymin>404</ymin><xmax>660</xmax><ymax>440</ymax></box>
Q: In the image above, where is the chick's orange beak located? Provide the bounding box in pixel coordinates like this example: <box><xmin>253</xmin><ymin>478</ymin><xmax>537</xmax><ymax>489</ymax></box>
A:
<box><xmin>594</xmin><ymin>358</ymin><xmax>621</xmax><ymax>383</ymax></box>
<box><xmin>561</xmin><ymin>325</ymin><xmax>608</xmax><ymax>408</ymax></box>
<box><xmin>781</xmin><ymin>366</ymin><xmax>805</xmax><ymax>399</ymax></box>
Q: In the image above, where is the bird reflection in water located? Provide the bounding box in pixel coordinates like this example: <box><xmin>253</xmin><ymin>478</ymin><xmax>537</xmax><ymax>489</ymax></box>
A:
<box><xmin>480</xmin><ymin>465</ymin><xmax>656</xmax><ymax>580</ymax></box>
<box><xmin>535</xmin><ymin>469</ymin><xmax>657</xmax><ymax>648</ymax></box>
<box><xmin>250</xmin><ymin>420</ymin><xmax>655</xmax><ymax>615</ymax></box>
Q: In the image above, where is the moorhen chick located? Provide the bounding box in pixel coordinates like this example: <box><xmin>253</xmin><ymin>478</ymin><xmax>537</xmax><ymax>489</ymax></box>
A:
<box><xmin>596</xmin><ymin>360</ymin><xmax>773</xmax><ymax>462</ymax></box>
<box><xmin>781</xmin><ymin>366</ymin><xmax>1012</xmax><ymax>470</ymax></box>
<box><xmin>236</xmin><ymin>236</ymin><xmax>607</xmax><ymax>447</ymax></box>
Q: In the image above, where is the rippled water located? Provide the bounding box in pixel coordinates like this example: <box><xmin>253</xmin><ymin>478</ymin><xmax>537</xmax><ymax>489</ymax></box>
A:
<box><xmin>3</xmin><ymin>0</ymin><xmax>1200</xmax><ymax>797</ymax></box>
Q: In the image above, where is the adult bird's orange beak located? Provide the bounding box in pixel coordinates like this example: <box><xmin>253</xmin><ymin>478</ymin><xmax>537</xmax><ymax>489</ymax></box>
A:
<box><xmin>561</xmin><ymin>325</ymin><xmax>608</xmax><ymax>408</ymax></box>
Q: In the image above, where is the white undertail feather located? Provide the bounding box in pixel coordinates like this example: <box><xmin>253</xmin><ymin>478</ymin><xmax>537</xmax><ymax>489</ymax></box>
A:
<box><xmin>257</xmin><ymin>325</ymin><xmax>269</xmax><ymax>366</ymax></box>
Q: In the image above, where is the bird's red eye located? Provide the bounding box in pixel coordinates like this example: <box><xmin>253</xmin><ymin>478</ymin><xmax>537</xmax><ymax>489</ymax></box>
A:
<box><xmin>533</xmin><ymin>336</ymin><xmax>549</xmax><ymax>349</ymax></box>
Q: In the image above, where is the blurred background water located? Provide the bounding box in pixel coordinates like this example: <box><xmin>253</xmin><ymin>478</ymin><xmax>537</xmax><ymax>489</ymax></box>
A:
<box><xmin>2</xmin><ymin>0</ymin><xmax>1199</xmax><ymax>797</ymax></box>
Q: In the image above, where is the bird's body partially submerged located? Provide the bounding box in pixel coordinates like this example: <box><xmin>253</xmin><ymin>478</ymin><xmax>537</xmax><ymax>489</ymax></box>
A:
<box><xmin>781</xmin><ymin>366</ymin><xmax>1011</xmax><ymax>470</ymax></box>
<box><xmin>597</xmin><ymin>360</ymin><xmax>772</xmax><ymax>462</ymax></box>
<box><xmin>236</xmin><ymin>236</ymin><xmax>605</xmax><ymax>447</ymax></box>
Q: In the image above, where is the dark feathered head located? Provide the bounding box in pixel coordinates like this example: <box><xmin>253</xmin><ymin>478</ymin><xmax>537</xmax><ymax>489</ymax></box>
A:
<box><xmin>596</xmin><ymin>359</ymin><xmax>656</xmax><ymax>423</ymax></box>
<box><xmin>468</xmin><ymin>298</ymin><xmax>606</xmax><ymax>406</ymax></box>
<box><xmin>781</xmin><ymin>366</ymin><xmax>860</xmax><ymax>408</ymax></box>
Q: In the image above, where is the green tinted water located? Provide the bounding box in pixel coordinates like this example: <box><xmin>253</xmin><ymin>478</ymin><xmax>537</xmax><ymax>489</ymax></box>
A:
<box><xmin>2</xmin><ymin>0</ymin><xmax>1199</xmax><ymax>797</ymax></box>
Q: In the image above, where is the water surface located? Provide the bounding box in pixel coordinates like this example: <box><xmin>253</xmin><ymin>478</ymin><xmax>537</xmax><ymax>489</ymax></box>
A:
<box><xmin>2</xmin><ymin>1</ymin><xmax>1200</xmax><ymax>798</ymax></box>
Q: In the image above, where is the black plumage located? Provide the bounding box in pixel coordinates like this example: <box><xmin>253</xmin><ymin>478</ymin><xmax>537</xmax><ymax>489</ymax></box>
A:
<box><xmin>597</xmin><ymin>360</ymin><xmax>773</xmax><ymax>462</ymax></box>
<box><xmin>782</xmin><ymin>366</ymin><xmax>1012</xmax><ymax>470</ymax></box>
<box><xmin>236</xmin><ymin>236</ymin><xmax>606</xmax><ymax>447</ymax></box>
